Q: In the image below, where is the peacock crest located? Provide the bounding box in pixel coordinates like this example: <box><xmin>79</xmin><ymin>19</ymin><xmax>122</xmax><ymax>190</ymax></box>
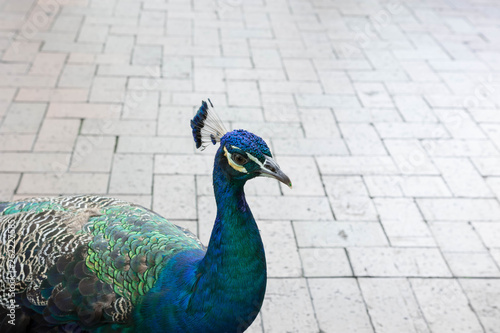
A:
<box><xmin>190</xmin><ymin>98</ymin><xmax>227</xmax><ymax>150</ymax></box>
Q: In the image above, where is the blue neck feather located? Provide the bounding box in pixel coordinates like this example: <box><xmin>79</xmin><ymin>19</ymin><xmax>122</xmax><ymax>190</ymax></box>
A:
<box><xmin>134</xmin><ymin>147</ymin><xmax>266</xmax><ymax>333</ymax></box>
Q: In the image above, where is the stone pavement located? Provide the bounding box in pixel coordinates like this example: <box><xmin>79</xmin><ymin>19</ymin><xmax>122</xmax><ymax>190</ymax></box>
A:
<box><xmin>1</xmin><ymin>0</ymin><xmax>500</xmax><ymax>332</ymax></box>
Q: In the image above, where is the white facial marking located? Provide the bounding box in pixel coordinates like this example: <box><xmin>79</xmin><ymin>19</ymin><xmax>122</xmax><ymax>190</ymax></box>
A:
<box><xmin>246</xmin><ymin>153</ymin><xmax>264</xmax><ymax>168</ymax></box>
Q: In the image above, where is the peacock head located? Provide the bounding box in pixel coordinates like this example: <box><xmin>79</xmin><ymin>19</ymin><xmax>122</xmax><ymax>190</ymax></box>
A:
<box><xmin>190</xmin><ymin>99</ymin><xmax>292</xmax><ymax>187</ymax></box>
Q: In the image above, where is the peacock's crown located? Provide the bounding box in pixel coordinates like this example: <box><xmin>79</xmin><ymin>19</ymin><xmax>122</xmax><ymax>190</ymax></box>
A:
<box><xmin>190</xmin><ymin>99</ymin><xmax>227</xmax><ymax>150</ymax></box>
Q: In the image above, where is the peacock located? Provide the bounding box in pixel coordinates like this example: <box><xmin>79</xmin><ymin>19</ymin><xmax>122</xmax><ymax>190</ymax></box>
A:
<box><xmin>0</xmin><ymin>99</ymin><xmax>291</xmax><ymax>333</ymax></box>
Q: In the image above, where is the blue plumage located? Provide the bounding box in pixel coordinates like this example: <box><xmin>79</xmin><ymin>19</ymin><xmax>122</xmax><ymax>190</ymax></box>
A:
<box><xmin>0</xmin><ymin>100</ymin><xmax>291</xmax><ymax>332</ymax></box>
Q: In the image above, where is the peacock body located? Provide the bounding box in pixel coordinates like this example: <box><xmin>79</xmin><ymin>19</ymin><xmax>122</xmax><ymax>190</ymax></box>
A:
<box><xmin>0</xmin><ymin>100</ymin><xmax>291</xmax><ymax>333</ymax></box>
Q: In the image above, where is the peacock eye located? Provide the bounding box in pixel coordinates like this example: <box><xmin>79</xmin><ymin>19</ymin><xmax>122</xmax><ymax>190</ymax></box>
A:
<box><xmin>231</xmin><ymin>153</ymin><xmax>248</xmax><ymax>165</ymax></box>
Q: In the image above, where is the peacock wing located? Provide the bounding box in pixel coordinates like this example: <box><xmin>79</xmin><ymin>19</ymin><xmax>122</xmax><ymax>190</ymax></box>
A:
<box><xmin>0</xmin><ymin>195</ymin><xmax>204</xmax><ymax>330</ymax></box>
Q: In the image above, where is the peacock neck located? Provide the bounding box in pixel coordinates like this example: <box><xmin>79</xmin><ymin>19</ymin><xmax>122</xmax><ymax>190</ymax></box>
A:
<box><xmin>194</xmin><ymin>149</ymin><xmax>267</xmax><ymax>331</ymax></box>
<box><xmin>199</xmin><ymin>150</ymin><xmax>266</xmax><ymax>276</ymax></box>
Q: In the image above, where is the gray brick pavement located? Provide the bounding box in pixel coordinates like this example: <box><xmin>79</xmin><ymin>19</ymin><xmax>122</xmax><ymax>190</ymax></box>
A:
<box><xmin>1</xmin><ymin>0</ymin><xmax>500</xmax><ymax>332</ymax></box>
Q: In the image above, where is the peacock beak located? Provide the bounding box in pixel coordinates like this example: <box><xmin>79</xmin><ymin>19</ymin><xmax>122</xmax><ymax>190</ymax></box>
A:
<box><xmin>258</xmin><ymin>156</ymin><xmax>292</xmax><ymax>188</ymax></box>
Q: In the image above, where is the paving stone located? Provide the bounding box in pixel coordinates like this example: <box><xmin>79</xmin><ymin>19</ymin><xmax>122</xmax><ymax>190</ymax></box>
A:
<box><xmin>444</xmin><ymin>252</ymin><xmax>500</xmax><ymax>277</ymax></box>
<box><xmin>70</xmin><ymin>136</ymin><xmax>115</xmax><ymax>173</ymax></box>
<box><xmin>359</xmin><ymin>278</ymin><xmax>430</xmax><ymax>333</ymax></box>
<box><xmin>418</xmin><ymin>198</ymin><xmax>500</xmax><ymax>221</ymax></box>
<box><xmin>334</xmin><ymin>107</ymin><xmax>402</xmax><ymax>122</ymax></box>
<box><xmin>393</xmin><ymin>95</ymin><xmax>437</xmax><ymax>123</ymax></box>
<box><xmin>78</xmin><ymin>25</ymin><xmax>109</xmax><ymax>43</ymax></box>
<box><xmin>308</xmin><ymin>278</ymin><xmax>373</xmax><ymax>333</ymax></box>
<box><xmin>0</xmin><ymin>64</ymin><xmax>30</xmax><ymax>77</ymax></box>
<box><xmin>261</xmin><ymin>278</ymin><xmax>319</xmax><ymax>333</ymax></box>
<box><xmin>272</xmin><ymin>138</ymin><xmax>349</xmax><ymax>156</ymax></box>
<box><xmin>340</xmin><ymin>123</ymin><xmax>386</xmax><ymax>155</ymax></box>
<box><xmin>227</xmin><ymin>81</ymin><xmax>260</xmax><ymax>107</ymax></box>
<box><xmin>154</xmin><ymin>154</ymin><xmax>213</xmax><ymax>175</ymax></box>
<box><xmin>299</xmin><ymin>108</ymin><xmax>340</xmax><ymax>138</ymax></box>
<box><xmin>89</xmin><ymin>73</ymin><xmax>125</xmax><ymax>96</ymax></box>
<box><xmin>283</xmin><ymin>59</ymin><xmax>317</xmax><ymax>81</ymax></box>
<box><xmin>249</xmin><ymin>196</ymin><xmax>333</xmax><ymax>221</ymax></box>
<box><xmin>129</xmin><ymin>78</ymin><xmax>192</xmax><ymax>92</ymax></box>
<box><xmin>0</xmin><ymin>134</ymin><xmax>35</xmax><ymax>151</ymax></box>
<box><xmin>386</xmin><ymin>82</ymin><xmax>450</xmax><ymax>95</ymax></box>
<box><xmin>47</xmin><ymin>103</ymin><xmax>121</xmax><ymax>119</ymax></box>
<box><xmin>0</xmin><ymin>173</ymin><xmax>20</xmax><ymax>201</ymax></box>
<box><xmin>430</xmin><ymin>222</ymin><xmax>486</xmax><ymax>252</ymax></box>
<box><xmin>433</xmin><ymin>108</ymin><xmax>486</xmax><ymax>139</ymax></box>
<box><xmin>384</xmin><ymin>140</ymin><xmax>439</xmax><ymax>175</ymax></box>
<box><xmin>29</xmin><ymin>52</ymin><xmax>67</xmax><ymax>76</ymax></box>
<box><xmin>422</xmin><ymin>139</ymin><xmax>499</xmax><ymax>157</ymax></box>
<box><xmin>226</xmin><ymin>68</ymin><xmax>286</xmax><ymax>81</ymax></box>
<box><xmin>364</xmin><ymin>176</ymin><xmax>451</xmax><ymax>197</ymax></box>
<box><xmin>259</xmin><ymin>81</ymin><xmax>322</xmax><ymax>94</ymax></box>
<box><xmin>0</xmin><ymin>75</ymin><xmax>58</xmax><ymax>88</ymax></box>
<box><xmin>194</xmin><ymin>57</ymin><xmax>252</xmax><ymax>69</ymax></box>
<box><xmin>486</xmin><ymin>177</ymin><xmax>500</xmax><ymax>200</ymax></box>
<box><xmin>109</xmin><ymin>154</ymin><xmax>153</xmax><ymax>194</ymax></box>
<box><xmin>324</xmin><ymin>176</ymin><xmax>378</xmax><ymax>221</ymax></box>
<box><xmin>299</xmin><ymin>248</ymin><xmax>352</xmax><ymax>277</ymax></box>
<box><xmin>16</xmin><ymin>88</ymin><xmax>89</xmax><ymax>102</ymax></box>
<box><xmin>313</xmin><ymin>59</ymin><xmax>372</xmax><ymax>70</ymax></box>
<box><xmin>123</xmin><ymin>91</ymin><xmax>159</xmax><ymax>120</ymax></box>
<box><xmin>18</xmin><ymin>173</ymin><xmax>109</xmax><ymax>194</ymax></box>
<box><xmin>460</xmin><ymin>279</ymin><xmax>500</xmax><ymax>333</ymax></box>
<box><xmin>81</xmin><ymin>119</ymin><xmax>156</xmax><ymax>136</ymax></box>
<box><xmin>259</xmin><ymin>221</ymin><xmax>302</xmax><ymax>277</ymax></box>
<box><xmin>410</xmin><ymin>279</ymin><xmax>484</xmax><ymax>333</ymax></box>
<box><xmin>2</xmin><ymin>41</ymin><xmax>41</xmax><ymax>62</ymax></box>
<box><xmin>194</xmin><ymin>68</ymin><xmax>225</xmax><ymax>93</ymax></box>
<box><xmin>317</xmin><ymin>156</ymin><xmax>399</xmax><ymax>175</ymax></box>
<box><xmin>349</xmin><ymin>248</ymin><xmax>451</xmax><ymax>277</ymax></box>
<box><xmin>104</xmin><ymin>35</ymin><xmax>134</xmax><ymax>54</ymax></box>
<box><xmin>153</xmin><ymin>175</ymin><xmax>196</xmax><ymax>220</ymax></box>
<box><xmin>318</xmin><ymin>70</ymin><xmax>355</xmax><ymax>94</ymax></box>
<box><xmin>251</xmin><ymin>49</ymin><xmax>282</xmax><ymax>69</ymax></box>
<box><xmin>132</xmin><ymin>45</ymin><xmax>162</xmax><ymax>66</ymax></box>
<box><xmin>355</xmin><ymin>82</ymin><xmax>393</xmax><ymax>108</ymax></box>
<box><xmin>482</xmin><ymin>123</ymin><xmax>500</xmax><ymax>151</ymax></box>
<box><xmin>34</xmin><ymin>119</ymin><xmax>80</xmax><ymax>152</ymax></box>
<box><xmin>433</xmin><ymin>157</ymin><xmax>493</xmax><ymax>197</ymax></box>
<box><xmin>232</xmin><ymin>121</ymin><xmax>303</xmax><ymax>139</ymax></box>
<box><xmin>473</xmin><ymin>222</ymin><xmax>500</xmax><ymax>249</ymax></box>
<box><xmin>492</xmin><ymin>249</ymin><xmax>500</xmax><ymax>267</ymax></box>
<box><xmin>98</xmin><ymin>65</ymin><xmax>161</xmax><ymax>77</ymax></box>
<box><xmin>425</xmin><ymin>94</ymin><xmax>494</xmax><ymax>109</ymax></box>
<box><xmin>277</xmin><ymin>156</ymin><xmax>324</xmax><ymax>196</ymax></box>
<box><xmin>157</xmin><ymin>106</ymin><xmax>195</xmax><ymax>136</ymax></box>
<box><xmin>471</xmin><ymin>157</ymin><xmax>500</xmax><ymax>176</ymax></box>
<box><xmin>374</xmin><ymin>198</ymin><xmax>435</xmax><ymax>247</ymax></box>
<box><xmin>400</xmin><ymin>60</ymin><xmax>440</xmax><ymax>82</ymax></box>
<box><xmin>469</xmin><ymin>108</ymin><xmax>500</xmax><ymax>123</ymax></box>
<box><xmin>375</xmin><ymin>123</ymin><xmax>448</xmax><ymax>139</ymax></box>
<box><xmin>0</xmin><ymin>103</ymin><xmax>46</xmax><ymax>134</ymax></box>
<box><xmin>263</xmin><ymin>103</ymin><xmax>300</xmax><ymax>122</ymax></box>
<box><xmin>58</xmin><ymin>64</ymin><xmax>96</xmax><ymax>88</ymax></box>
<box><xmin>296</xmin><ymin>94</ymin><xmax>360</xmax><ymax>108</ymax></box>
<box><xmin>293</xmin><ymin>221</ymin><xmax>388</xmax><ymax>247</ymax></box>
<box><xmin>0</xmin><ymin>88</ymin><xmax>16</xmax><ymax>102</ymax></box>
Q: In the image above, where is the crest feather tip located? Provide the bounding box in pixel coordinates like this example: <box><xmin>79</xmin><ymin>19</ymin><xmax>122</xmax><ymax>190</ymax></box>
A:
<box><xmin>190</xmin><ymin>99</ymin><xmax>227</xmax><ymax>150</ymax></box>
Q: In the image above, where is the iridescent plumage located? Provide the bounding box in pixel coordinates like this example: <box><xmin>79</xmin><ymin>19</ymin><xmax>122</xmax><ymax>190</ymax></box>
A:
<box><xmin>0</xmin><ymin>100</ymin><xmax>291</xmax><ymax>332</ymax></box>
